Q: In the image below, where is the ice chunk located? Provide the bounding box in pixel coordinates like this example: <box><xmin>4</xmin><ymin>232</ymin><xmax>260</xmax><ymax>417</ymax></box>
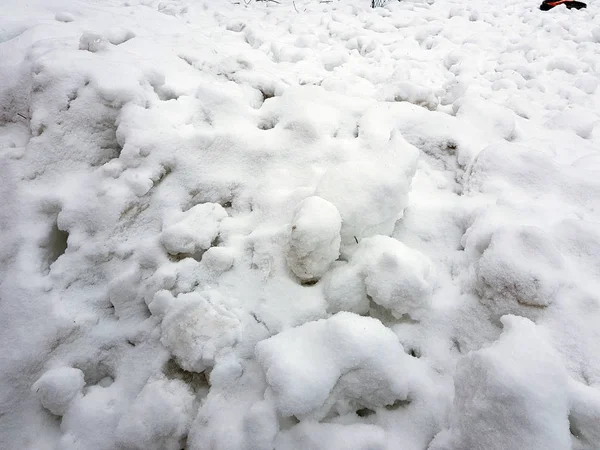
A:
<box><xmin>32</xmin><ymin>367</ymin><xmax>85</xmax><ymax>416</ymax></box>
<box><xmin>255</xmin><ymin>312</ymin><xmax>411</xmax><ymax>419</ymax></box>
<box><xmin>286</xmin><ymin>196</ymin><xmax>341</xmax><ymax>282</ymax></box>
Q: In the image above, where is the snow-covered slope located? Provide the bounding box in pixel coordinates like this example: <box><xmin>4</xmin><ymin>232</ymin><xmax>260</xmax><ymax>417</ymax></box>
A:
<box><xmin>1</xmin><ymin>0</ymin><xmax>600</xmax><ymax>449</ymax></box>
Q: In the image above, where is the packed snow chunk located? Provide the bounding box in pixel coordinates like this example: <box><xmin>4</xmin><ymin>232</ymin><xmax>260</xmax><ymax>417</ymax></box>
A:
<box><xmin>79</xmin><ymin>32</ymin><xmax>110</xmax><ymax>53</ymax></box>
<box><xmin>255</xmin><ymin>312</ymin><xmax>412</xmax><ymax>419</ymax></box>
<box><xmin>108</xmin><ymin>266</ymin><xmax>148</xmax><ymax>321</ymax></box>
<box><xmin>32</xmin><ymin>367</ymin><xmax>85</xmax><ymax>416</ymax></box>
<box><xmin>115</xmin><ymin>376</ymin><xmax>195</xmax><ymax>450</ymax></box>
<box><xmin>276</xmin><ymin>422</ymin><xmax>386</xmax><ymax>450</ymax></box>
<box><xmin>325</xmin><ymin>236</ymin><xmax>434</xmax><ymax>319</ymax></box>
<box><xmin>430</xmin><ymin>316</ymin><xmax>569</xmax><ymax>450</ymax></box>
<box><xmin>476</xmin><ymin>225</ymin><xmax>567</xmax><ymax>309</ymax></box>
<box><xmin>316</xmin><ymin>158</ymin><xmax>417</xmax><ymax>247</ymax></box>
<box><xmin>321</xmin><ymin>50</ymin><xmax>349</xmax><ymax>71</ymax></box>
<box><xmin>161</xmin><ymin>291</ymin><xmax>242</xmax><ymax>373</ymax></box>
<box><xmin>55</xmin><ymin>12</ymin><xmax>75</xmax><ymax>23</ymax></box>
<box><xmin>160</xmin><ymin>203</ymin><xmax>228</xmax><ymax>258</ymax></box>
<box><xmin>568</xmin><ymin>379</ymin><xmax>600</xmax><ymax>448</ymax></box>
<box><xmin>286</xmin><ymin>196</ymin><xmax>341</xmax><ymax>282</ymax></box>
<box><xmin>105</xmin><ymin>27</ymin><xmax>136</xmax><ymax>46</ymax></box>
<box><xmin>324</xmin><ymin>262</ymin><xmax>368</xmax><ymax>315</ymax></box>
<box><xmin>360</xmin><ymin>236</ymin><xmax>434</xmax><ymax>320</ymax></box>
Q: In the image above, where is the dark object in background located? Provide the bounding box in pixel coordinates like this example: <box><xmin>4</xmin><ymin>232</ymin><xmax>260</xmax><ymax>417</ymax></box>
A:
<box><xmin>540</xmin><ymin>0</ymin><xmax>587</xmax><ymax>10</ymax></box>
<box><xmin>371</xmin><ymin>0</ymin><xmax>389</xmax><ymax>6</ymax></box>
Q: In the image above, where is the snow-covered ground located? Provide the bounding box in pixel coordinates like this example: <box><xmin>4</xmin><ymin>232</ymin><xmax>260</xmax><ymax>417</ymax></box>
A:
<box><xmin>1</xmin><ymin>0</ymin><xmax>600</xmax><ymax>448</ymax></box>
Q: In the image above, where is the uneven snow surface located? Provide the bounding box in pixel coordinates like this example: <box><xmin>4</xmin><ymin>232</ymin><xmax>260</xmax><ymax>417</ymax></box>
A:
<box><xmin>1</xmin><ymin>0</ymin><xmax>600</xmax><ymax>449</ymax></box>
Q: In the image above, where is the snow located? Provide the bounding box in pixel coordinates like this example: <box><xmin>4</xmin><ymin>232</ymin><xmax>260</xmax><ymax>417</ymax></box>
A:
<box><xmin>160</xmin><ymin>291</ymin><xmax>242</xmax><ymax>373</ymax></box>
<box><xmin>32</xmin><ymin>367</ymin><xmax>86</xmax><ymax>417</ymax></box>
<box><xmin>286</xmin><ymin>196</ymin><xmax>342</xmax><ymax>282</ymax></box>
<box><xmin>430</xmin><ymin>315</ymin><xmax>571</xmax><ymax>450</ymax></box>
<box><xmin>115</xmin><ymin>375</ymin><xmax>195</xmax><ymax>450</ymax></box>
<box><xmin>325</xmin><ymin>236</ymin><xmax>434</xmax><ymax>318</ymax></box>
<box><xmin>1</xmin><ymin>0</ymin><xmax>600</xmax><ymax>449</ymax></box>
<box><xmin>255</xmin><ymin>312</ymin><xmax>416</xmax><ymax>419</ymax></box>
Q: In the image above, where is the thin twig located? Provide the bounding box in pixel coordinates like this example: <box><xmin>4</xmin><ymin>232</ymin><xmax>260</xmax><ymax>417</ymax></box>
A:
<box><xmin>293</xmin><ymin>0</ymin><xmax>299</xmax><ymax>12</ymax></box>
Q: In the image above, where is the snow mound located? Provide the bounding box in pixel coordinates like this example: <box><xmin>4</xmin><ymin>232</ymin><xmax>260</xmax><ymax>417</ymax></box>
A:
<box><xmin>476</xmin><ymin>225</ymin><xmax>567</xmax><ymax>309</ymax></box>
<box><xmin>115</xmin><ymin>376</ymin><xmax>195</xmax><ymax>450</ymax></box>
<box><xmin>465</xmin><ymin>142</ymin><xmax>600</xmax><ymax>215</ymax></box>
<box><xmin>32</xmin><ymin>367</ymin><xmax>85</xmax><ymax>416</ymax></box>
<box><xmin>315</xmin><ymin>156</ymin><xmax>418</xmax><ymax>249</ymax></box>
<box><xmin>568</xmin><ymin>379</ymin><xmax>600</xmax><ymax>449</ymax></box>
<box><xmin>160</xmin><ymin>203</ymin><xmax>228</xmax><ymax>259</ymax></box>
<box><xmin>255</xmin><ymin>312</ymin><xmax>414</xmax><ymax>420</ymax></box>
<box><xmin>160</xmin><ymin>291</ymin><xmax>242</xmax><ymax>373</ymax></box>
<box><xmin>325</xmin><ymin>236</ymin><xmax>435</xmax><ymax>320</ymax></box>
<box><xmin>276</xmin><ymin>422</ymin><xmax>386</xmax><ymax>450</ymax></box>
<box><xmin>286</xmin><ymin>196</ymin><xmax>341</xmax><ymax>282</ymax></box>
<box><xmin>79</xmin><ymin>32</ymin><xmax>110</xmax><ymax>53</ymax></box>
<box><xmin>3</xmin><ymin>0</ymin><xmax>600</xmax><ymax>448</ymax></box>
<box><xmin>430</xmin><ymin>315</ymin><xmax>570</xmax><ymax>450</ymax></box>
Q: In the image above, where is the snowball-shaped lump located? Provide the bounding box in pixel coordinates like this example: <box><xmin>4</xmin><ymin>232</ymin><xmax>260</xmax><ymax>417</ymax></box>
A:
<box><xmin>32</xmin><ymin>367</ymin><xmax>85</xmax><ymax>416</ymax></box>
<box><xmin>161</xmin><ymin>203</ymin><xmax>228</xmax><ymax>257</ymax></box>
<box><xmin>79</xmin><ymin>32</ymin><xmax>109</xmax><ymax>52</ymax></box>
<box><xmin>360</xmin><ymin>236</ymin><xmax>434</xmax><ymax>320</ymax></box>
<box><xmin>287</xmin><ymin>196</ymin><xmax>341</xmax><ymax>282</ymax></box>
<box><xmin>116</xmin><ymin>376</ymin><xmax>195</xmax><ymax>450</ymax></box>
<box><xmin>161</xmin><ymin>292</ymin><xmax>241</xmax><ymax>373</ymax></box>
<box><xmin>477</xmin><ymin>225</ymin><xmax>566</xmax><ymax>308</ymax></box>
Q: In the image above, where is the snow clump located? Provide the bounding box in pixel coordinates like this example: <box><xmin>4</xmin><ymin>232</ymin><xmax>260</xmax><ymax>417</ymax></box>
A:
<box><xmin>430</xmin><ymin>315</ymin><xmax>570</xmax><ymax>450</ymax></box>
<box><xmin>160</xmin><ymin>291</ymin><xmax>242</xmax><ymax>373</ymax></box>
<box><xmin>325</xmin><ymin>236</ymin><xmax>435</xmax><ymax>320</ymax></box>
<box><xmin>115</xmin><ymin>376</ymin><xmax>195</xmax><ymax>450</ymax></box>
<box><xmin>160</xmin><ymin>203</ymin><xmax>228</xmax><ymax>259</ymax></box>
<box><xmin>255</xmin><ymin>312</ymin><xmax>415</xmax><ymax>420</ymax></box>
<box><xmin>32</xmin><ymin>367</ymin><xmax>85</xmax><ymax>416</ymax></box>
<box><xmin>315</xmin><ymin>157</ymin><xmax>418</xmax><ymax>248</ymax></box>
<box><xmin>476</xmin><ymin>225</ymin><xmax>567</xmax><ymax>309</ymax></box>
<box><xmin>286</xmin><ymin>196</ymin><xmax>342</xmax><ymax>282</ymax></box>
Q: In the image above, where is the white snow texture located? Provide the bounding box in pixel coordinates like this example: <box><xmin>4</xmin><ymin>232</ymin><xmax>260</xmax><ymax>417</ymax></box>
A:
<box><xmin>2</xmin><ymin>0</ymin><xmax>600</xmax><ymax>449</ymax></box>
